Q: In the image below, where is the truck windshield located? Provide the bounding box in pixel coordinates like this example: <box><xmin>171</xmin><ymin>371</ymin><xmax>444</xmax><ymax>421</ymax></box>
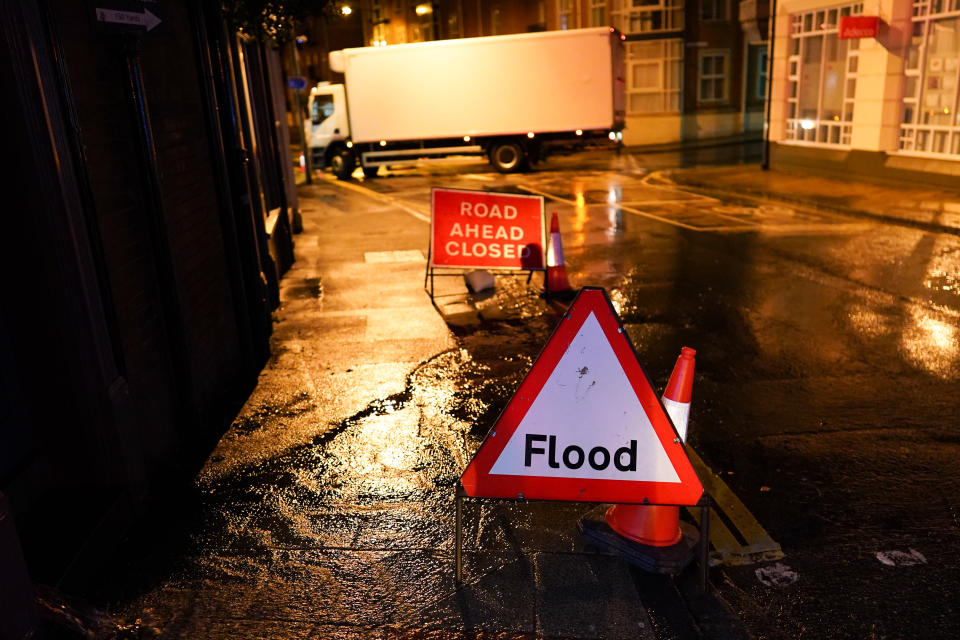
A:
<box><xmin>311</xmin><ymin>95</ymin><xmax>335</xmax><ymax>124</ymax></box>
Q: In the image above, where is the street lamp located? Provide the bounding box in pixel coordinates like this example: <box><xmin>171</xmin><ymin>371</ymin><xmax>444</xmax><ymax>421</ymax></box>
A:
<box><xmin>341</xmin><ymin>5</ymin><xmax>352</xmax><ymax>16</ymax></box>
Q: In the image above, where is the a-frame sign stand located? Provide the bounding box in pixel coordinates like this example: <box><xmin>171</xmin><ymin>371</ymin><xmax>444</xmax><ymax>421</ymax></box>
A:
<box><xmin>453</xmin><ymin>488</ymin><xmax>713</xmax><ymax>591</ymax></box>
<box><xmin>453</xmin><ymin>287</ymin><xmax>711</xmax><ymax>589</ymax></box>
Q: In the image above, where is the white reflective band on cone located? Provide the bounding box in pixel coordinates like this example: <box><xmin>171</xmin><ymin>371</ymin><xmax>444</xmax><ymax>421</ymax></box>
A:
<box><xmin>662</xmin><ymin>397</ymin><xmax>690</xmax><ymax>442</ymax></box>
<box><xmin>547</xmin><ymin>232</ymin><xmax>564</xmax><ymax>267</ymax></box>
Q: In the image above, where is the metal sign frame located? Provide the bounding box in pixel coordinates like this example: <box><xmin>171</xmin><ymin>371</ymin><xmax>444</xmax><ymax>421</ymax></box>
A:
<box><xmin>453</xmin><ymin>488</ymin><xmax>714</xmax><ymax>591</ymax></box>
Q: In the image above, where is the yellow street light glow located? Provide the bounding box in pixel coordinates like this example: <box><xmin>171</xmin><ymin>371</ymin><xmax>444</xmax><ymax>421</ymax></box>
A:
<box><xmin>527</xmin><ymin>132</ymin><xmax>535</xmax><ymax>138</ymax></box>
<box><xmin>463</xmin><ymin>135</ymin><xmax>471</xmax><ymax>142</ymax></box>
<box><xmin>346</xmin><ymin>141</ymin><xmax>353</xmax><ymax>148</ymax></box>
<box><xmin>575</xmin><ymin>129</ymin><xmax>583</xmax><ymax>136</ymax></box>
<box><xmin>379</xmin><ymin>140</ymin><xmax>387</xmax><ymax>146</ymax></box>
<box><xmin>415</xmin><ymin>3</ymin><xmax>433</xmax><ymax>15</ymax></box>
<box><xmin>341</xmin><ymin>5</ymin><xmax>352</xmax><ymax>16</ymax></box>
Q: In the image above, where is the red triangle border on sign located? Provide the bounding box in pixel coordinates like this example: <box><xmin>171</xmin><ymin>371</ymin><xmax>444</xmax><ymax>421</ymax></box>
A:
<box><xmin>459</xmin><ymin>287</ymin><xmax>703</xmax><ymax>506</ymax></box>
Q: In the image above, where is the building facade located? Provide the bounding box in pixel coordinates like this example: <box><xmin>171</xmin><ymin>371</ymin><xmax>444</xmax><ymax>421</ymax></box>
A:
<box><xmin>1</xmin><ymin>0</ymin><xmax>296</xmax><ymax>628</ymax></box>
<box><xmin>767</xmin><ymin>0</ymin><xmax>960</xmax><ymax>185</ymax></box>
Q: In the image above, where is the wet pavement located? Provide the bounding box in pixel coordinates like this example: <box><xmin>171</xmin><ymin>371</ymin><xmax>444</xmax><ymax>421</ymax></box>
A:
<box><xmin>75</xmin><ymin>170</ymin><xmax>667</xmax><ymax>639</ymax></box>
<box><xmin>65</xmin><ymin>143</ymin><xmax>960</xmax><ymax>639</ymax></box>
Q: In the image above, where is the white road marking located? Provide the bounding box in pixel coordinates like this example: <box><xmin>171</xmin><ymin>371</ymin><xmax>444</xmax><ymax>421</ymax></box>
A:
<box><xmin>517</xmin><ymin>184</ymin><xmax>749</xmax><ymax>232</ymax></box>
<box><xmin>364</xmin><ymin>250</ymin><xmax>426</xmax><ymax>264</ymax></box>
<box><xmin>322</xmin><ymin>174</ymin><xmax>431</xmax><ymax>223</ymax></box>
<box><xmin>755</xmin><ymin>563</ymin><xmax>799</xmax><ymax>587</ymax></box>
<box><xmin>876</xmin><ymin>549</ymin><xmax>927</xmax><ymax>566</ymax></box>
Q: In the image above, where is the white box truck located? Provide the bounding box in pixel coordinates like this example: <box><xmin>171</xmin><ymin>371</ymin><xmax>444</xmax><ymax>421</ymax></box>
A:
<box><xmin>305</xmin><ymin>27</ymin><xmax>625</xmax><ymax>179</ymax></box>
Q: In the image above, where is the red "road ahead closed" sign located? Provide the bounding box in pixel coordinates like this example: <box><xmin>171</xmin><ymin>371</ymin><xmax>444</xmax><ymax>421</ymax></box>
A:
<box><xmin>429</xmin><ymin>188</ymin><xmax>546</xmax><ymax>270</ymax></box>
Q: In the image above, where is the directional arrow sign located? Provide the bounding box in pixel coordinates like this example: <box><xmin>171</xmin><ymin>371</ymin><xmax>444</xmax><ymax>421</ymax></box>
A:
<box><xmin>460</xmin><ymin>287</ymin><xmax>703</xmax><ymax>505</ymax></box>
<box><xmin>95</xmin><ymin>7</ymin><xmax>162</xmax><ymax>31</ymax></box>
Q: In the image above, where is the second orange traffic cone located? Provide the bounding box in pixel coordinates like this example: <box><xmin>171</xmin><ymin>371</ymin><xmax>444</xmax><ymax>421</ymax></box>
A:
<box><xmin>605</xmin><ymin>347</ymin><xmax>696</xmax><ymax>546</ymax></box>
<box><xmin>545</xmin><ymin>212</ymin><xmax>572</xmax><ymax>296</ymax></box>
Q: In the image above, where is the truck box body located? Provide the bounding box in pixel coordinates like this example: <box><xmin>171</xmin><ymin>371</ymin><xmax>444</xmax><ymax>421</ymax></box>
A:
<box><xmin>330</xmin><ymin>28</ymin><xmax>625</xmax><ymax>144</ymax></box>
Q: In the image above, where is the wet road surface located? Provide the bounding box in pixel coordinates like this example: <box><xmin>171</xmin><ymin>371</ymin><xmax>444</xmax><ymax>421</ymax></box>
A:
<box><xmin>81</xmin><ymin>146</ymin><xmax>960</xmax><ymax>639</ymax></box>
<box><xmin>323</xmin><ymin>149</ymin><xmax>960</xmax><ymax>639</ymax></box>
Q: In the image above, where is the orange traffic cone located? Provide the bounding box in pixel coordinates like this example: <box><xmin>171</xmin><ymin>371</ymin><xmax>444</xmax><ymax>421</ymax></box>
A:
<box><xmin>605</xmin><ymin>347</ymin><xmax>696</xmax><ymax>546</ymax></box>
<box><xmin>545</xmin><ymin>212</ymin><xmax>573</xmax><ymax>296</ymax></box>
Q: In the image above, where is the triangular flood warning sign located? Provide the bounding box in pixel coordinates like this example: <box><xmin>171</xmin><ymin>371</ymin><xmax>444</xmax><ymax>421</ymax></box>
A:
<box><xmin>460</xmin><ymin>288</ymin><xmax>703</xmax><ymax>506</ymax></box>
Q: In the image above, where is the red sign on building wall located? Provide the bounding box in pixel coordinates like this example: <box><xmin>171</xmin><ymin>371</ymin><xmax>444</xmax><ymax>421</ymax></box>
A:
<box><xmin>839</xmin><ymin>16</ymin><xmax>880</xmax><ymax>39</ymax></box>
<box><xmin>430</xmin><ymin>188</ymin><xmax>546</xmax><ymax>270</ymax></box>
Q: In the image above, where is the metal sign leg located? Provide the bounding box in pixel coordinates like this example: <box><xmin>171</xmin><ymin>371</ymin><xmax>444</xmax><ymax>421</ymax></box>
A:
<box><xmin>455</xmin><ymin>489</ymin><xmax>464</xmax><ymax>585</ymax></box>
<box><xmin>699</xmin><ymin>493</ymin><xmax>711</xmax><ymax>591</ymax></box>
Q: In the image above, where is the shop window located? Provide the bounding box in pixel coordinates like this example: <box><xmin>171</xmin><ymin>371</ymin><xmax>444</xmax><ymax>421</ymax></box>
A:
<box><xmin>626</xmin><ymin>39</ymin><xmax>682</xmax><ymax>113</ymax></box>
<box><xmin>785</xmin><ymin>3</ymin><xmax>862</xmax><ymax>147</ymax></box>
<box><xmin>610</xmin><ymin>0</ymin><xmax>684</xmax><ymax>34</ymax></box>
<box><xmin>899</xmin><ymin>2</ymin><xmax>960</xmax><ymax>157</ymax></box>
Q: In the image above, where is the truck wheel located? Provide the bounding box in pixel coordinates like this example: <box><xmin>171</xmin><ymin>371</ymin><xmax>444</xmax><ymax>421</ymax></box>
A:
<box><xmin>489</xmin><ymin>141</ymin><xmax>525</xmax><ymax>173</ymax></box>
<box><xmin>331</xmin><ymin>150</ymin><xmax>356</xmax><ymax>180</ymax></box>
<box><xmin>361</xmin><ymin>165</ymin><xmax>379</xmax><ymax>179</ymax></box>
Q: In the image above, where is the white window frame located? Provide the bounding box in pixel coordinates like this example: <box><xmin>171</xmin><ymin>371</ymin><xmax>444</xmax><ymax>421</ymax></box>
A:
<box><xmin>610</xmin><ymin>0</ymin><xmax>684</xmax><ymax>35</ymax></box>
<box><xmin>625</xmin><ymin>38</ymin><xmax>683</xmax><ymax>114</ymax></box>
<box><xmin>558</xmin><ymin>0</ymin><xmax>575</xmax><ymax>30</ymax></box>
<box><xmin>371</xmin><ymin>0</ymin><xmax>388</xmax><ymax>46</ymax></box>
<box><xmin>785</xmin><ymin>3</ymin><xmax>862</xmax><ymax>148</ymax></box>
<box><xmin>590</xmin><ymin>0</ymin><xmax>607</xmax><ymax>27</ymax></box>
<box><xmin>898</xmin><ymin>0</ymin><xmax>960</xmax><ymax>158</ymax></box>
<box><xmin>698</xmin><ymin>50</ymin><xmax>729</xmax><ymax>103</ymax></box>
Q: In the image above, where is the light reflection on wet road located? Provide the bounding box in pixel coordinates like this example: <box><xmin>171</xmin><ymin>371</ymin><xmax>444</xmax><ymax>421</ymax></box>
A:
<box><xmin>98</xmin><ymin>148</ymin><xmax>960</xmax><ymax>639</ymax></box>
<box><xmin>340</xmin><ymin>151</ymin><xmax>960</xmax><ymax>639</ymax></box>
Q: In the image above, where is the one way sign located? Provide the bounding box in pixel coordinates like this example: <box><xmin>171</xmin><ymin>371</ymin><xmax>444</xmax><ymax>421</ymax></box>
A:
<box><xmin>94</xmin><ymin>1</ymin><xmax>162</xmax><ymax>33</ymax></box>
<box><xmin>460</xmin><ymin>287</ymin><xmax>703</xmax><ymax>506</ymax></box>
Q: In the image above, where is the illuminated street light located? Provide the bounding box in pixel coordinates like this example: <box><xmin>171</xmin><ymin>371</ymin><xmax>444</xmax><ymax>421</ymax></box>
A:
<box><xmin>341</xmin><ymin>5</ymin><xmax>352</xmax><ymax>16</ymax></box>
<box><xmin>415</xmin><ymin>3</ymin><xmax>433</xmax><ymax>15</ymax></box>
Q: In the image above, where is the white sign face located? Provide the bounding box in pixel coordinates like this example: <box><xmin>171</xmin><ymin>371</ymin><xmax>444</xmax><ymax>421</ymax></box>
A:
<box><xmin>489</xmin><ymin>311</ymin><xmax>680</xmax><ymax>483</ymax></box>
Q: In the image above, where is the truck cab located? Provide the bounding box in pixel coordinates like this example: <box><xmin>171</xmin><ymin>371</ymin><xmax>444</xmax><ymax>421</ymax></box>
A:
<box><xmin>304</xmin><ymin>83</ymin><xmax>350</xmax><ymax>173</ymax></box>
